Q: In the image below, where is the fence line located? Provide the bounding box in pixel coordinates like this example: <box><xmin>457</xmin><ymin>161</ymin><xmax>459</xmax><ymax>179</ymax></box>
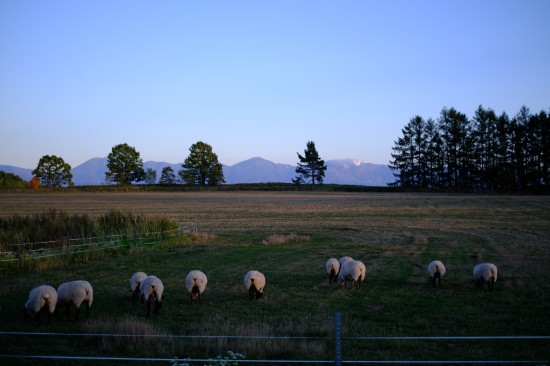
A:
<box><xmin>0</xmin><ymin>223</ymin><xmax>195</xmax><ymax>264</ymax></box>
<box><xmin>1</xmin><ymin>331</ymin><xmax>548</xmax><ymax>365</ymax></box>
<box><xmin>2</xmin><ymin>331</ymin><xmax>549</xmax><ymax>341</ymax></box>
<box><xmin>0</xmin><ymin>355</ymin><xmax>546</xmax><ymax>364</ymax></box>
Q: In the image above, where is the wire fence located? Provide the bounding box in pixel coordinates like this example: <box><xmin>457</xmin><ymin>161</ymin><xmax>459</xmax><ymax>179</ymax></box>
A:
<box><xmin>0</xmin><ymin>330</ymin><xmax>548</xmax><ymax>365</ymax></box>
<box><xmin>0</xmin><ymin>221</ymin><xmax>197</xmax><ymax>266</ymax></box>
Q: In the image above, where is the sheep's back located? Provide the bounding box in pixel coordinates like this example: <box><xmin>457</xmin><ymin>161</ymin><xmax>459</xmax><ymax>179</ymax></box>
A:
<box><xmin>325</xmin><ymin>258</ymin><xmax>340</xmax><ymax>274</ymax></box>
<box><xmin>244</xmin><ymin>270</ymin><xmax>266</xmax><ymax>290</ymax></box>
<box><xmin>186</xmin><ymin>270</ymin><xmax>208</xmax><ymax>292</ymax></box>
<box><xmin>428</xmin><ymin>260</ymin><xmax>446</xmax><ymax>278</ymax></box>
<box><xmin>140</xmin><ymin>275</ymin><xmax>164</xmax><ymax>299</ymax></box>
<box><xmin>57</xmin><ymin>280</ymin><xmax>93</xmax><ymax>307</ymax></box>
<box><xmin>26</xmin><ymin>285</ymin><xmax>58</xmax><ymax>314</ymax></box>
<box><xmin>130</xmin><ymin>272</ymin><xmax>148</xmax><ymax>291</ymax></box>
<box><xmin>473</xmin><ymin>263</ymin><xmax>497</xmax><ymax>282</ymax></box>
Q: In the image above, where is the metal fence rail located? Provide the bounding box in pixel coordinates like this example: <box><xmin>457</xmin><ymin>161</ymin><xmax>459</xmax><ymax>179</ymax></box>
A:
<box><xmin>0</xmin><ymin>224</ymin><xmax>193</xmax><ymax>264</ymax></box>
<box><xmin>1</xmin><ymin>331</ymin><xmax>548</xmax><ymax>365</ymax></box>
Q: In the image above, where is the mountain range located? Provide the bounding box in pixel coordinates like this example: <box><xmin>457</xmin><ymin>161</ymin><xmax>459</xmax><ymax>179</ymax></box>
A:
<box><xmin>0</xmin><ymin>157</ymin><xmax>395</xmax><ymax>186</ymax></box>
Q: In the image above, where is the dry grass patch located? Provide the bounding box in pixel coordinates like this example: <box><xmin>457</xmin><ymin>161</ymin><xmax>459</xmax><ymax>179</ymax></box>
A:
<box><xmin>261</xmin><ymin>233</ymin><xmax>310</xmax><ymax>245</ymax></box>
<box><xmin>189</xmin><ymin>231</ymin><xmax>217</xmax><ymax>243</ymax></box>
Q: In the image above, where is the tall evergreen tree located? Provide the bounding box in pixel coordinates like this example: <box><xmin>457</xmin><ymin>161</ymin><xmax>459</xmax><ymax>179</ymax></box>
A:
<box><xmin>424</xmin><ymin>118</ymin><xmax>445</xmax><ymax>189</ymax></box>
<box><xmin>293</xmin><ymin>141</ymin><xmax>327</xmax><ymax>185</ymax></box>
<box><xmin>471</xmin><ymin>105</ymin><xmax>498</xmax><ymax>190</ymax></box>
<box><xmin>390</xmin><ymin>116</ymin><xmax>428</xmax><ymax>188</ymax></box>
<box><xmin>438</xmin><ymin>107</ymin><xmax>472</xmax><ymax>189</ymax></box>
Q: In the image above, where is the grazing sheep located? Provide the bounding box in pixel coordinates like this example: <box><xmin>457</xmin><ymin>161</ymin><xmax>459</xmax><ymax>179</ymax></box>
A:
<box><xmin>186</xmin><ymin>270</ymin><xmax>208</xmax><ymax>304</ymax></box>
<box><xmin>140</xmin><ymin>275</ymin><xmax>165</xmax><ymax>316</ymax></box>
<box><xmin>56</xmin><ymin>280</ymin><xmax>93</xmax><ymax>320</ymax></box>
<box><xmin>338</xmin><ymin>260</ymin><xmax>366</xmax><ymax>290</ymax></box>
<box><xmin>338</xmin><ymin>256</ymin><xmax>354</xmax><ymax>268</ymax></box>
<box><xmin>244</xmin><ymin>271</ymin><xmax>266</xmax><ymax>301</ymax></box>
<box><xmin>130</xmin><ymin>271</ymin><xmax>148</xmax><ymax>305</ymax></box>
<box><xmin>23</xmin><ymin>285</ymin><xmax>58</xmax><ymax>325</ymax></box>
<box><xmin>428</xmin><ymin>260</ymin><xmax>446</xmax><ymax>288</ymax></box>
<box><xmin>325</xmin><ymin>258</ymin><xmax>340</xmax><ymax>283</ymax></box>
<box><xmin>473</xmin><ymin>263</ymin><xmax>498</xmax><ymax>291</ymax></box>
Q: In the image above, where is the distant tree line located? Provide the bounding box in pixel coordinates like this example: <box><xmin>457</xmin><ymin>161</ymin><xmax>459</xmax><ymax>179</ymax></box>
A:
<box><xmin>1</xmin><ymin>140</ymin><xmax>327</xmax><ymax>188</ymax></box>
<box><xmin>390</xmin><ymin>105</ymin><xmax>550</xmax><ymax>192</ymax></box>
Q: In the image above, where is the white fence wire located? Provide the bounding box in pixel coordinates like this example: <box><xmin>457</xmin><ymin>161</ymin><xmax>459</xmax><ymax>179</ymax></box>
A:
<box><xmin>0</xmin><ymin>221</ymin><xmax>197</xmax><ymax>265</ymax></box>
<box><xmin>0</xmin><ymin>331</ymin><xmax>548</xmax><ymax>365</ymax></box>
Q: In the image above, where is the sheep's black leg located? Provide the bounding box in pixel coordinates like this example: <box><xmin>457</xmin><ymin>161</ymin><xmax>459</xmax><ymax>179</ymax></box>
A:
<box><xmin>154</xmin><ymin>299</ymin><xmax>161</xmax><ymax>314</ymax></box>
<box><xmin>74</xmin><ymin>307</ymin><xmax>80</xmax><ymax>320</ymax></box>
<box><xmin>146</xmin><ymin>297</ymin><xmax>151</xmax><ymax>316</ymax></box>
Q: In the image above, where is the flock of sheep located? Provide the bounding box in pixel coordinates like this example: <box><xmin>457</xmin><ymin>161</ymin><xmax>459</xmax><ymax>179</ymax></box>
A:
<box><xmin>325</xmin><ymin>256</ymin><xmax>498</xmax><ymax>291</ymax></box>
<box><xmin>23</xmin><ymin>280</ymin><xmax>93</xmax><ymax>325</ymax></box>
<box><xmin>426</xmin><ymin>260</ymin><xmax>498</xmax><ymax>290</ymax></box>
<box><xmin>22</xmin><ymin>269</ymin><xmax>267</xmax><ymax>324</ymax></box>
<box><xmin>23</xmin><ymin>258</ymin><xmax>497</xmax><ymax>325</ymax></box>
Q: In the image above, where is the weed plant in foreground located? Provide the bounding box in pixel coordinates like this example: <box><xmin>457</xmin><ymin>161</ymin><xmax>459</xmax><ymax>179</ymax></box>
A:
<box><xmin>0</xmin><ymin>191</ymin><xmax>549</xmax><ymax>363</ymax></box>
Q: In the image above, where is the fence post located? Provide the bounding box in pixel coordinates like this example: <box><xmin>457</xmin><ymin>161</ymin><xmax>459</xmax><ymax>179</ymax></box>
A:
<box><xmin>64</xmin><ymin>235</ymin><xmax>69</xmax><ymax>264</ymax></box>
<box><xmin>335</xmin><ymin>311</ymin><xmax>342</xmax><ymax>366</ymax></box>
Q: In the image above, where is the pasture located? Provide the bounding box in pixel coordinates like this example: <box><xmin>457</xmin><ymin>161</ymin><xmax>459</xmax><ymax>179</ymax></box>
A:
<box><xmin>0</xmin><ymin>191</ymin><xmax>549</xmax><ymax>364</ymax></box>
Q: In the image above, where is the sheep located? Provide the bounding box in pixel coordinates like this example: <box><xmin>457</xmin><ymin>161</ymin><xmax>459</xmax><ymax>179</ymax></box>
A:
<box><xmin>325</xmin><ymin>258</ymin><xmax>340</xmax><ymax>283</ymax></box>
<box><xmin>140</xmin><ymin>275</ymin><xmax>165</xmax><ymax>316</ymax></box>
<box><xmin>473</xmin><ymin>263</ymin><xmax>498</xmax><ymax>291</ymax></box>
<box><xmin>338</xmin><ymin>256</ymin><xmax>354</xmax><ymax>268</ymax></box>
<box><xmin>338</xmin><ymin>260</ymin><xmax>366</xmax><ymax>290</ymax></box>
<box><xmin>56</xmin><ymin>280</ymin><xmax>93</xmax><ymax>320</ymax></box>
<box><xmin>186</xmin><ymin>270</ymin><xmax>208</xmax><ymax>304</ymax></box>
<box><xmin>130</xmin><ymin>271</ymin><xmax>148</xmax><ymax>305</ymax></box>
<box><xmin>23</xmin><ymin>285</ymin><xmax>58</xmax><ymax>325</ymax></box>
<box><xmin>428</xmin><ymin>260</ymin><xmax>446</xmax><ymax>288</ymax></box>
<box><xmin>244</xmin><ymin>270</ymin><xmax>266</xmax><ymax>301</ymax></box>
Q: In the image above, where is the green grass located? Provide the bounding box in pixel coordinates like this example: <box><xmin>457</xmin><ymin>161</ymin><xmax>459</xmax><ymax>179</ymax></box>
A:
<box><xmin>0</xmin><ymin>192</ymin><xmax>549</xmax><ymax>364</ymax></box>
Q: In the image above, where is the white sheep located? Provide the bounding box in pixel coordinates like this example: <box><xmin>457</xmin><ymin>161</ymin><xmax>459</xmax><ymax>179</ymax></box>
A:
<box><xmin>325</xmin><ymin>258</ymin><xmax>340</xmax><ymax>283</ymax></box>
<box><xmin>338</xmin><ymin>260</ymin><xmax>366</xmax><ymax>290</ymax></box>
<box><xmin>56</xmin><ymin>280</ymin><xmax>93</xmax><ymax>319</ymax></box>
<box><xmin>130</xmin><ymin>271</ymin><xmax>148</xmax><ymax>305</ymax></box>
<box><xmin>338</xmin><ymin>256</ymin><xmax>354</xmax><ymax>268</ymax></box>
<box><xmin>244</xmin><ymin>270</ymin><xmax>266</xmax><ymax>301</ymax></box>
<box><xmin>140</xmin><ymin>275</ymin><xmax>165</xmax><ymax>316</ymax></box>
<box><xmin>24</xmin><ymin>285</ymin><xmax>58</xmax><ymax>325</ymax></box>
<box><xmin>473</xmin><ymin>263</ymin><xmax>498</xmax><ymax>291</ymax></box>
<box><xmin>186</xmin><ymin>270</ymin><xmax>208</xmax><ymax>304</ymax></box>
<box><xmin>428</xmin><ymin>260</ymin><xmax>446</xmax><ymax>288</ymax></box>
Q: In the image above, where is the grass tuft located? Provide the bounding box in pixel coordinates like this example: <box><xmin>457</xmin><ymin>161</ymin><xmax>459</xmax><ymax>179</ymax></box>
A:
<box><xmin>261</xmin><ymin>234</ymin><xmax>310</xmax><ymax>245</ymax></box>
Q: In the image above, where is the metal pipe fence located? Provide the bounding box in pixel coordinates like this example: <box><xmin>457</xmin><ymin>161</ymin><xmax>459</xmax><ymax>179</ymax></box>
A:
<box><xmin>0</xmin><ymin>330</ymin><xmax>548</xmax><ymax>365</ymax></box>
<box><xmin>0</xmin><ymin>221</ymin><xmax>197</xmax><ymax>266</ymax></box>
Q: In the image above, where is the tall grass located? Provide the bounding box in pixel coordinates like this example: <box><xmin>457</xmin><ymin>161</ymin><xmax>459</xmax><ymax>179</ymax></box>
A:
<box><xmin>0</xmin><ymin>209</ymin><xmax>178</xmax><ymax>247</ymax></box>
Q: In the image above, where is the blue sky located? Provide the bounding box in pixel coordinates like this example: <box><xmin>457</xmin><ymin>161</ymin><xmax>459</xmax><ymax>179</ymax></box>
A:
<box><xmin>1</xmin><ymin>0</ymin><xmax>549</xmax><ymax>169</ymax></box>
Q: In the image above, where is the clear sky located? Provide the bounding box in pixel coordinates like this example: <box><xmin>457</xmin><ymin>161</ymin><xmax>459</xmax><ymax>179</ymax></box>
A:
<box><xmin>1</xmin><ymin>0</ymin><xmax>549</xmax><ymax>169</ymax></box>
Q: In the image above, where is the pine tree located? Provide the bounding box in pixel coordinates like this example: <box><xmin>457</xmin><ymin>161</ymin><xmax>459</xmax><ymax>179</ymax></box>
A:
<box><xmin>293</xmin><ymin>141</ymin><xmax>327</xmax><ymax>185</ymax></box>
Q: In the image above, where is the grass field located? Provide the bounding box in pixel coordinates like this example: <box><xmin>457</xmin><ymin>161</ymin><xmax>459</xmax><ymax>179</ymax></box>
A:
<box><xmin>0</xmin><ymin>191</ymin><xmax>549</xmax><ymax>364</ymax></box>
